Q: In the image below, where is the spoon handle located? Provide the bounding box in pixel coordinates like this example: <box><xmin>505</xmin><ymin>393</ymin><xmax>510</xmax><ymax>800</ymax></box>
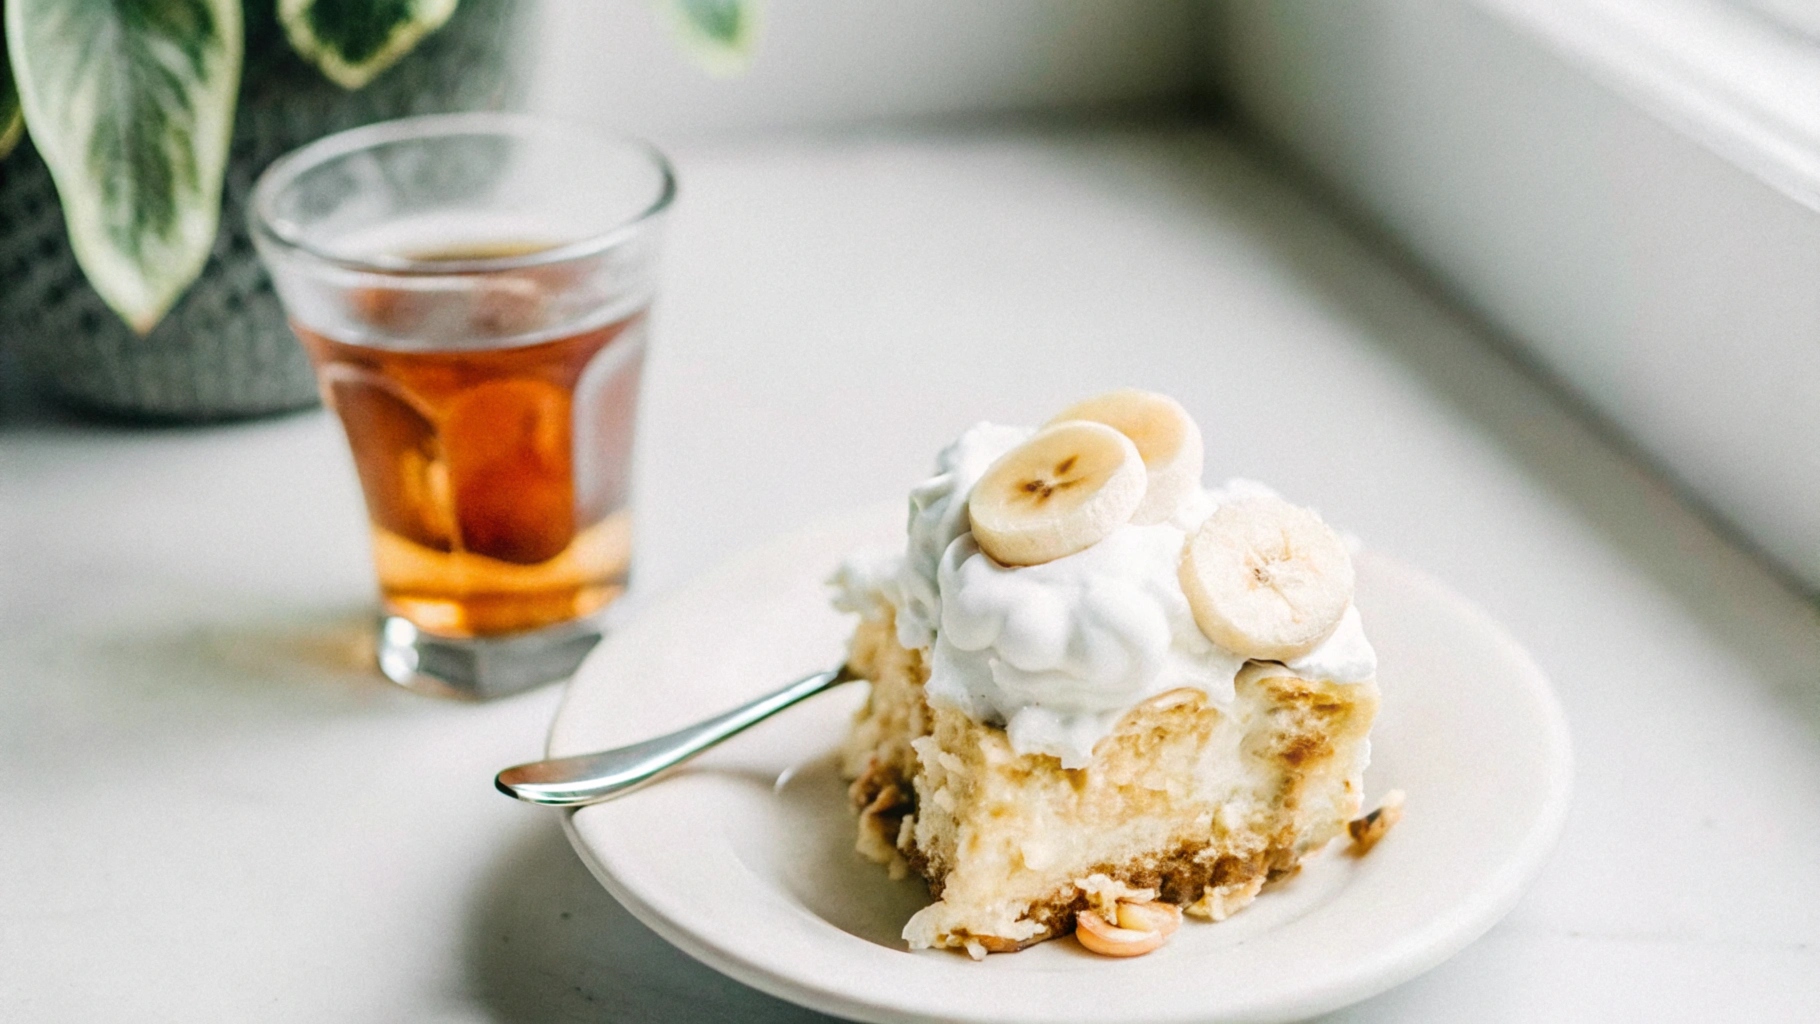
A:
<box><xmin>494</xmin><ymin>665</ymin><xmax>856</xmax><ymax>806</ymax></box>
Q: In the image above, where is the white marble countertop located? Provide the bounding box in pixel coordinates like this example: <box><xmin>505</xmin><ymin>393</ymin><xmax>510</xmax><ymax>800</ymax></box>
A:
<box><xmin>4</xmin><ymin>123</ymin><xmax>1817</xmax><ymax>1022</ymax></box>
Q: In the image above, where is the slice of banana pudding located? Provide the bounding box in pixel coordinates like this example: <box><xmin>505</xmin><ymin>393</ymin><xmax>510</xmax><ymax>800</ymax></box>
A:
<box><xmin>834</xmin><ymin>390</ymin><xmax>1380</xmax><ymax>959</ymax></box>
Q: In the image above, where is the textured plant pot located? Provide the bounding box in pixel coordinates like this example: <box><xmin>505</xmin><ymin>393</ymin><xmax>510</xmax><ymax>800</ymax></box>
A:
<box><xmin>0</xmin><ymin>0</ymin><xmax>530</xmax><ymax>422</ymax></box>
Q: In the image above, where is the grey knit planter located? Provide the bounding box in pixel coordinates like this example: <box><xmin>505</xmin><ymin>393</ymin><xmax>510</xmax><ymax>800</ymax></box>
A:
<box><xmin>0</xmin><ymin>0</ymin><xmax>530</xmax><ymax>422</ymax></box>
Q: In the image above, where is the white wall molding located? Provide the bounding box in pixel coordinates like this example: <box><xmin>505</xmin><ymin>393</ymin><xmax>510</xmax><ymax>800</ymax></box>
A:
<box><xmin>1481</xmin><ymin>0</ymin><xmax>1820</xmax><ymax>211</ymax></box>
<box><xmin>1206</xmin><ymin>0</ymin><xmax>1820</xmax><ymax>592</ymax></box>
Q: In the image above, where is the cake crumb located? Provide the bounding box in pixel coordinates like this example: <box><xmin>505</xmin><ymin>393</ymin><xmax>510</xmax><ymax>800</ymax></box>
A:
<box><xmin>1348</xmin><ymin>789</ymin><xmax>1406</xmax><ymax>855</ymax></box>
<box><xmin>1187</xmin><ymin>875</ymin><xmax>1265</xmax><ymax>921</ymax></box>
<box><xmin>855</xmin><ymin>781</ymin><xmax>909</xmax><ymax>865</ymax></box>
<box><xmin>1073</xmin><ymin>873</ymin><xmax>1157</xmax><ymax>918</ymax></box>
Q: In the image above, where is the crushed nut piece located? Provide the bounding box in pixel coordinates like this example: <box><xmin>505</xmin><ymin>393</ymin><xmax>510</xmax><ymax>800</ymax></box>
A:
<box><xmin>1074</xmin><ymin>896</ymin><xmax>1182</xmax><ymax>958</ymax></box>
<box><xmin>1349</xmin><ymin>789</ymin><xmax>1406</xmax><ymax>855</ymax></box>
<box><xmin>1115</xmin><ymin>898</ymin><xmax>1182</xmax><ymax>937</ymax></box>
<box><xmin>1075</xmin><ymin>908</ymin><xmax>1167</xmax><ymax>957</ymax></box>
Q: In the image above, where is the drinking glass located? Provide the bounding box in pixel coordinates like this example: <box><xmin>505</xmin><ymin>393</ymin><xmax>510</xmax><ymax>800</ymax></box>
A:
<box><xmin>251</xmin><ymin>113</ymin><xmax>672</xmax><ymax>699</ymax></box>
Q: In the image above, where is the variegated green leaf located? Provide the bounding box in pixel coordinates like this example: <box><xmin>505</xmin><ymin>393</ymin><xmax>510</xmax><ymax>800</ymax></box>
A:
<box><xmin>280</xmin><ymin>0</ymin><xmax>457</xmax><ymax>90</ymax></box>
<box><xmin>658</xmin><ymin>0</ymin><xmax>761</xmax><ymax>77</ymax></box>
<box><xmin>7</xmin><ymin>0</ymin><xmax>242</xmax><ymax>333</ymax></box>
<box><xmin>0</xmin><ymin>16</ymin><xmax>22</xmax><ymax>161</ymax></box>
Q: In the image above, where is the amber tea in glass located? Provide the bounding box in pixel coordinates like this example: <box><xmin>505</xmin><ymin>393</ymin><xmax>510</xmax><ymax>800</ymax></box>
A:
<box><xmin>252</xmin><ymin>115</ymin><xmax>673</xmax><ymax>698</ymax></box>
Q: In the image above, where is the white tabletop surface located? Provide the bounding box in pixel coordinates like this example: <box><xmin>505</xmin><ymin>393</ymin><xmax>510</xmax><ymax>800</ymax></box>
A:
<box><xmin>3</xmin><ymin>123</ymin><xmax>1817</xmax><ymax>1023</ymax></box>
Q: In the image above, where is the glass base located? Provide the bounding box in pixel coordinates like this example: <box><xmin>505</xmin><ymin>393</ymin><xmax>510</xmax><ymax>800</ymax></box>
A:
<box><xmin>376</xmin><ymin>614</ymin><xmax>602</xmax><ymax>700</ymax></box>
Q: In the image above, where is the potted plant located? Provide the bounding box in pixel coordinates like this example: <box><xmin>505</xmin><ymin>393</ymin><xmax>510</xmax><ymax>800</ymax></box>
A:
<box><xmin>0</xmin><ymin>0</ymin><xmax>753</xmax><ymax>421</ymax></box>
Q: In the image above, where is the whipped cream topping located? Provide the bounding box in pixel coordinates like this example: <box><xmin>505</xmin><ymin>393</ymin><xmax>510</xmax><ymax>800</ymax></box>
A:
<box><xmin>929</xmin><ymin>526</ymin><xmax>1242</xmax><ymax>767</ymax></box>
<box><xmin>892</xmin><ymin>422</ymin><xmax>1032</xmax><ymax>649</ymax></box>
<box><xmin>834</xmin><ymin>421</ymin><xmax>1376</xmax><ymax>768</ymax></box>
<box><xmin>1286</xmin><ymin>605</ymin><xmax>1374</xmax><ymax>682</ymax></box>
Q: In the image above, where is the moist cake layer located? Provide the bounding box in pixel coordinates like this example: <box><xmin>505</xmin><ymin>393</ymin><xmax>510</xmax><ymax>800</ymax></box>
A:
<box><xmin>842</xmin><ymin>613</ymin><xmax>1378</xmax><ymax>955</ymax></box>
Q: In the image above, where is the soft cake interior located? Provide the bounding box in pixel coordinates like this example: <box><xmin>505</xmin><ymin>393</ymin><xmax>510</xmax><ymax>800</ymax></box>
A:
<box><xmin>840</xmin><ymin>612</ymin><xmax>1378</xmax><ymax>955</ymax></box>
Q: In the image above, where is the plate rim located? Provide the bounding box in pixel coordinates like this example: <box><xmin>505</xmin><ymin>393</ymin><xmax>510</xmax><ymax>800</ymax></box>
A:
<box><xmin>550</xmin><ymin>508</ymin><xmax>1576</xmax><ymax>1024</ymax></box>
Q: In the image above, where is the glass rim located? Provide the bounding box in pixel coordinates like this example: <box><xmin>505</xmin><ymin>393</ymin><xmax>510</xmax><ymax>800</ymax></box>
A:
<box><xmin>249</xmin><ymin>112</ymin><xmax>676</xmax><ymax>277</ymax></box>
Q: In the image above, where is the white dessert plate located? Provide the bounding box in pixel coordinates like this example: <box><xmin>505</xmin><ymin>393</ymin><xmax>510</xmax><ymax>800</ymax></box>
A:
<box><xmin>552</xmin><ymin>505</ymin><xmax>1573</xmax><ymax>1024</ymax></box>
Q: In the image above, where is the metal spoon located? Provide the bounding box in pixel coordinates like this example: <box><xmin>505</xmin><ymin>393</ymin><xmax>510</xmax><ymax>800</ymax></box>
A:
<box><xmin>494</xmin><ymin>665</ymin><xmax>857</xmax><ymax>806</ymax></box>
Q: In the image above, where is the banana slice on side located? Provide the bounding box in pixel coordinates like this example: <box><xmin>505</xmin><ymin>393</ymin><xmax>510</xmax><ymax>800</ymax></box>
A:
<box><xmin>1050</xmin><ymin>389</ymin><xmax>1203</xmax><ymax>525</ymax></box>
<box><xmin>1179</xmin><ymin>495</ymin><xmax>1354</xmax><ymax>660</ymax></box>
<box><xmin>967</xmin><ymin>421</ymin><xmax>1146</xmax><ymax>566</ymax></box>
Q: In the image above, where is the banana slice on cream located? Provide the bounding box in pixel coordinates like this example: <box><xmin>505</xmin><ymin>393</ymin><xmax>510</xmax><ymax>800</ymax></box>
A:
<box><xmin>1179</xmin><ymin>495</ymin><xmax>1354</xmax><ymax>660</ymax></box>
<box><xmin>967</xmin><ymin>421</ymin><xmax>1145</xmax><ymax>566</ymax></box>
<box><xmin>1050</xmin><ymin>389</ymin><xmax>1203</xmax><ymax>525</ymax></box>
